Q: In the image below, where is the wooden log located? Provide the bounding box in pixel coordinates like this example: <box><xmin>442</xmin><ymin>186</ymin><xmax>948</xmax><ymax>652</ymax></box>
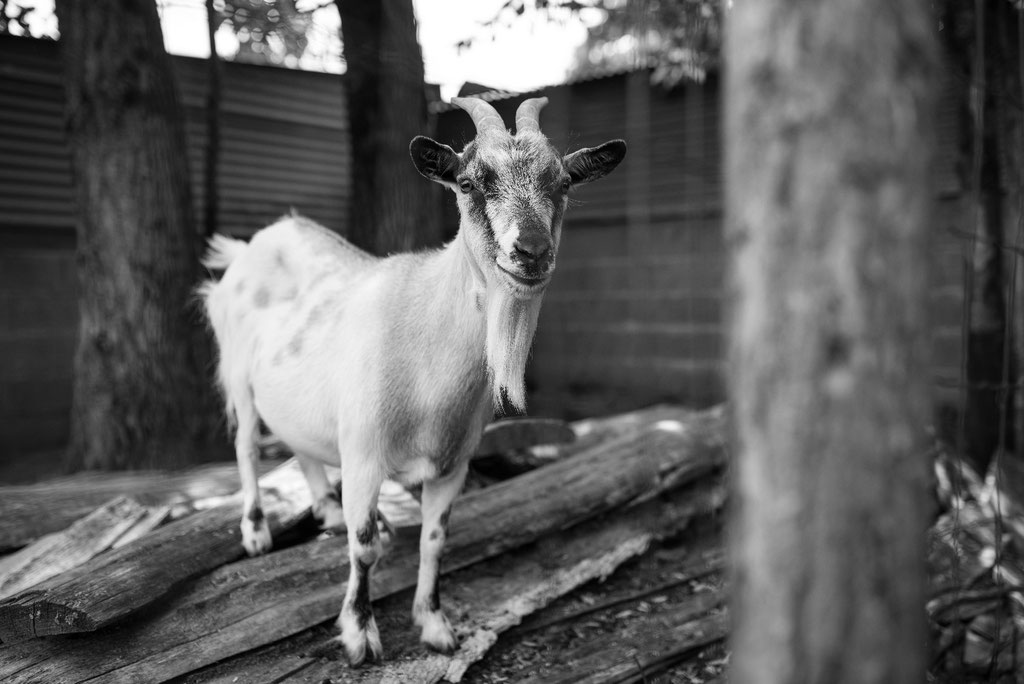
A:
<box><xmin>0</xmin><ymin>459</ymin><xmax>315</xmax><ymax>643</ymax></box>
<box><xmin>563</xmin><ymin>404</ymin><xmax>697</xmax><ymax>457</ymax></box>
<box><xmin>0</xmin><ymin>460</ymin><xmax>284</xmax><ymax>552</ymax></box>
<box><xmin>0</xmin><ymin>408</ymin><xmax>726</xmax><ymax>682</ymax></box>
<box><xmin>0</xmin><ymin>497</ymin><xmax>150</xmax><ymax>599</ymax></box>
<box><xmin>0</xmin><ymin>408</ymin><xmax>636</xmax><ymax>555</ymax></box>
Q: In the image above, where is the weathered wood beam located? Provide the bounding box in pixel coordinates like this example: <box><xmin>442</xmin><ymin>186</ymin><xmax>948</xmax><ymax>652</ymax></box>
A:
<box><xmin>0</xmin><ymin>408</ymin><xmax>726</xmax><ymax>682</ymax></box>
<box><xmin>0</xmin><ymin>460</ymin><xmax>284</xmax><ymax>552</ymax></box>
<box><xmin>0</xmin><ymin>497</ymin><xmax>167</xmax><ymax>599</ymax></box>
<box><xmin>0</xmin><ymin>459</ymin><xmax>315</xmax><ymax>643</ymax></box>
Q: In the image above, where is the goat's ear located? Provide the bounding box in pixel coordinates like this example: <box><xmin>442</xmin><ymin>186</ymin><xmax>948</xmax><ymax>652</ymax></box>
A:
<box><xmin>410</xmin><ymin>136</ymin><xmax>460</xmax><ymax>186</ymax></box>
<box><xmin>564</xmin><ymin>140</ymin><xmax>627</xmax><ymax>186</ymax></box>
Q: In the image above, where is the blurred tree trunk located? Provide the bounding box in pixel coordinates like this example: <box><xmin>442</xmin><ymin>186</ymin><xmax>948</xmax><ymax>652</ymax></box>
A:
<box><xmin>337</xmin><ymin>0</ymin><xmax>439</xmax><ymax>254</ymax></box>
<box><xmin>56</xmin><ymin>0</ymin><xmax>224</xmax><ymax>470</ymax></box>
<box><xmin>726</xmin><ymin>0</ymin><xmax>937</xmax><ymax>682</ymax></box>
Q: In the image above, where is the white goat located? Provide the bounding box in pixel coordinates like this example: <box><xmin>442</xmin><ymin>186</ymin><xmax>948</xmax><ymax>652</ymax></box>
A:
<box><xmin>200</xmin><ymin>96</ymin><xmax>625</xmax><ymax>665</ymax></box>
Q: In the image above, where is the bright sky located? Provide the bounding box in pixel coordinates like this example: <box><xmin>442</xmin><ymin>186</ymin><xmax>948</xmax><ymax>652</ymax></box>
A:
<box><xmin>5</xmin><ymin>0</ymin><xmax>596</xmax><ymax>101</ymax></box>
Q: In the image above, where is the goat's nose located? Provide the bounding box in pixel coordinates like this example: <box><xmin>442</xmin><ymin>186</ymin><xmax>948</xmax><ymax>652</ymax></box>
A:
<box><xmin>513</xmin><ymin>233</ymin><xmax>550</xmax><ymax>262</ymax></box>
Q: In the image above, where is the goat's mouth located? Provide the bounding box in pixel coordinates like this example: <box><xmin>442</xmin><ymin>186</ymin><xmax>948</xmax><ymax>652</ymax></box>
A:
<box><xmin>496</xmin><ymin>263</ymin><xmax>550</xmax><ymax>294</ymax></box>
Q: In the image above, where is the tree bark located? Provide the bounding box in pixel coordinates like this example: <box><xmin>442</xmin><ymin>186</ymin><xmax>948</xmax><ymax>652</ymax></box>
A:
<box><xmin>54</xmin><ymin>0</ymin><xmax>224</xmax><ymax>471</ymax></box>
<box><xmin>725</xmin><ymin>1</ymin><xmax>938</xmax><ymax>683</ymax></box>
<box><xmin>337</xmin><ymin>0</ymin><xmax>440</xmax><ymax>254</ymax></box>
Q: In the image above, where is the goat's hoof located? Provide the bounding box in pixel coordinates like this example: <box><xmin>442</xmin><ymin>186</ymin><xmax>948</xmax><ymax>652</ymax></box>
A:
<box><xmin>417</xmin><ymin>610</ymin><xmax>457</xmax><ymax>654</ymax></box>
<box><xmin>312</xmin><ymin>496</ymin><xmax>346</xmax><ymax>532</ymax></box>
<box><xmin>241</xmin><ymin>518</ymin><xmax>273</xmax><ymax>556</ymax></box>
<box><xmin>336</xmin><ymin>613</ymin><xmax>383</xmax><ymax>667</ymax></box>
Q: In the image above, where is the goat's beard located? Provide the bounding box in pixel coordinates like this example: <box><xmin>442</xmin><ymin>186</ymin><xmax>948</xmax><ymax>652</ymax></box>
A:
<box><xmin>484</xmin><ymin>284</ymin><xmax>543</xmax><ymax>413</ymax></box>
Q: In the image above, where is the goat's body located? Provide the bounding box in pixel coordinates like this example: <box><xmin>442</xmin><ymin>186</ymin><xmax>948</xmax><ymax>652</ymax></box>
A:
<box><xmin>203</xmin><ymin>216</ymin><xmax>491</xmax><ymax>484</ymax></box>
<box><xmin>199</xmin><ymin>96</ymin><xmax>624</xmax><ymax>666</ymax></box>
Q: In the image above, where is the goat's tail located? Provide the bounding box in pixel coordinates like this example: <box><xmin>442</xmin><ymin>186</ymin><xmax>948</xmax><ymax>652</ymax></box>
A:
<box><xmin>197</xmin><ymin>234</ymin><xmax>249</xmax><ymax>434</ymax></box>
<box><xmin>202</xmin><ymin>234</ymin><xmax>248</xmax><ymax>271</ymax></box>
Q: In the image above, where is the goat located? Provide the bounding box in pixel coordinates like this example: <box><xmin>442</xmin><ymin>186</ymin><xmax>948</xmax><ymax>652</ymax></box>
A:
<box><xmin>199</xmin><ymin>96</ymin><xmax>625</xmax><ymax>665</ymax></box>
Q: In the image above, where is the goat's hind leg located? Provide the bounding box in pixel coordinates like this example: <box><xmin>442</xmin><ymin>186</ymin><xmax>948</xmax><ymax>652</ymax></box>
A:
<box><xmin>412</xmin><ymin>462</ymin><xmax>467</xmax><ymax>654</ymax></box>
<box><xmin>234</xmin><ymin>394</ymin><xmax>272</xmax><ymax>556</ymax></box>
<box><xmin>297</xmin><ymin>454</ymin><xmax>345</xmax><ymax>531</ymax></box>
<box><xmin>336</xmin><ymin>457</ymin><xmax>386</xmax><ymax>666</ymax></box>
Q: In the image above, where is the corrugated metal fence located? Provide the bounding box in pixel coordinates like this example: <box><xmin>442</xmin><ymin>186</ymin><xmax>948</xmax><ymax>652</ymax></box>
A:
<box><xmin>0</xmin><ymin>31</ymin><xmax>967</xmax><ymax>456</ymax></box>
<box><xmin>0</xmin><ymin>34</ymin><xmax>350</xmax><ymax>456</ymax></box>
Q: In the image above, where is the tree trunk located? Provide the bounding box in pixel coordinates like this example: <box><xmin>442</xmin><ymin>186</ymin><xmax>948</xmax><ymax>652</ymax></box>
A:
<box><xmin>984</xmin><ymin>1</ymin><xmax>1024</xmax><ymax>500</ymax></box>
<box><xmin>725</xmin><ymin>1</ymin><xmax>938</xmax><ymax>682</ymax></box>
<box><xmin>942</xmin><ymin>0</ymin><xmax>1014</xmax><ymax>476</ymax></box>
<box><xmin>337</xmin><ymin>0</ymin><xmax>440</xmax><ymax>254</ymax></box>
<box><xmin>204</xmin><ymin>0</ymin><xmax>223</xmax><ymax>238</ymax></box>
<box><xmin>55</xmin><ymin>0</ymin><xmax>224</xmax><ymax>470</ymax></box>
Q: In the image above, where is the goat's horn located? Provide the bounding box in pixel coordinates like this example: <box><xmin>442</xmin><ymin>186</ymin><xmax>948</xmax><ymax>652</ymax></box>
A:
<box><xmin>515</xmin><ymin>97</ymin><xmax>548</xmax><ymax>135</ymax></box>
<box><xmin>451</xmin><ymin>96</ymin><xmax>506</xmax><ymax>136</ymax></box>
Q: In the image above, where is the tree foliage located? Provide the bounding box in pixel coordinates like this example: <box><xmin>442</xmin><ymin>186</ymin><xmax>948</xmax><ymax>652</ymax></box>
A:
<box><xmin>0</xmin><ymin>0</ymin><xmax>55</xmax><ymax>37</ymax></box>
<box><xmin>461</xmin><ymin>0</ymin><xmax>722</xmax><ymax>87</ymax></box>
<box><xmin>572</xmin><ymin>0</ymin><xmax>721</xmax><ymax>85</ymax></box>
<box><xmin>212</xmin><ymin>0</ymin><xmax>312</xmax><ymax>66</ymax></box>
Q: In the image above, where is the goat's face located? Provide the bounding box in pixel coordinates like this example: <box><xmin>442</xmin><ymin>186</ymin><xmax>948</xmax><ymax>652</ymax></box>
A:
<box><xmin>411</xmin><ymin>97</ymin><xmax>626</xmax><ymax>300</ymax></box>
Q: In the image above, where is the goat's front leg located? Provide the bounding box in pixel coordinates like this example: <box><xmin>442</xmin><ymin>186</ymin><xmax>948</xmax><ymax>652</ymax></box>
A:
<box><xmin>336</xmin><ymin>458</ymin><xmax>386</xmax><ymax>666</ymax></box>
<box><xmin>412</xmin><ymin>462</ymin><xmax>468</xmax><ymax>654</ymax></box>
<box><xmin>235</xmin><ymin>399</ymin><xmax>271</xmax><ymax>556</ymax></box>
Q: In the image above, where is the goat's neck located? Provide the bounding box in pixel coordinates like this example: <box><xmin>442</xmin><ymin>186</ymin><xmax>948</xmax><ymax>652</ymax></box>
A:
<box><xmin>443</xmin><ymin>230</ymin><xmax>488</xmax><ymax>312</ymax></box>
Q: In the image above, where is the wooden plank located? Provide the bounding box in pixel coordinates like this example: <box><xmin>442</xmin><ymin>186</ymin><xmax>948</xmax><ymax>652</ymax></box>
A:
<box><xmin>0</xmin><ymin>497</ymin><xmax>149</xmax><ymax>599</ymax></box>
<box><xmin>0</xmin><ymin>408</ymin><xmax>726</xmax><ymax>682</ymax></box>
<box><xmin>109</xmin><ymin>506</ymin><xmax>171</xmax><ymax>549</ymax></box>
<box><xmin>0</xmin><ymin>460</ymin><xmax>285</xmax><ymax>552</ymax></box>
<box><xmin>0</xmin><ymin>459</ymin><xmax>316</xmax><ymax>643</ymax></box>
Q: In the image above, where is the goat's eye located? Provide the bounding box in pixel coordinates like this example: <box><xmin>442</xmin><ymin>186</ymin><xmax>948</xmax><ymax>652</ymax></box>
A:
<box><xmin>458</xmin><ymin>178</ymin><xmax>474</xmax><ymax>194</ymax></box>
